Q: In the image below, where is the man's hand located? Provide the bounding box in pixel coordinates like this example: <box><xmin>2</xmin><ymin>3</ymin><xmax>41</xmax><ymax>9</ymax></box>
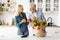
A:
<box><xmin>27</xmin><ymin>18</ymin><xmax>32</xmax><ymax>22</ymax></box>
<box><xmin>32</xmin><ymin>16</ymin><xmax>36</xmax><ymax>21</ymax></box>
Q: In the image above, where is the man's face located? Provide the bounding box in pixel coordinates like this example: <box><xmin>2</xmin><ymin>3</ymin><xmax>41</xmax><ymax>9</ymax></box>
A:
<box><xmin>30</xmin><ymin>5</ymin><xmax>36</xmax><ymax>12</ymax></box>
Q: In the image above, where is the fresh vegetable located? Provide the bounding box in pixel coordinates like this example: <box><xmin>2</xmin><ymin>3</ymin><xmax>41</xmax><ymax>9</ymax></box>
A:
<box><xmin>33</xmin><ymin>20</ymin><xmax>39</xmax><ymax>26</ymax></box>
<box><xmin>32</xmin><ymin>20</ymin><xmax>47</xmax><ymax>30</ymax></box>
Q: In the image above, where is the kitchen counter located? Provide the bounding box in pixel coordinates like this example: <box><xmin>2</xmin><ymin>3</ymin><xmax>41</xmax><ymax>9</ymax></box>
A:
<box><xmin>0</xmin><ymin>25</ymin><xmax>60</xmax><ymax>28</ymax></box>
<box><xmin>0</xmin><ymin>25</ymin><xmax>60</xmax><ymax>40</ymax></box>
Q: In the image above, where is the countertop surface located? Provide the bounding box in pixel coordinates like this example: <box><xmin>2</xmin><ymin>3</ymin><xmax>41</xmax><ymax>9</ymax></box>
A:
<box><xmin>0</xmin><ymin>25</ymin><xmax>60</xmax><ymax>40</ymax></box>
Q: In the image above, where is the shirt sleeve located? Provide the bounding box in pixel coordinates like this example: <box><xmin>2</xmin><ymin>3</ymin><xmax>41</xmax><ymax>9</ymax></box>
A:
<box><xmin>41</xmin><ymin>12</ymin><xmax>46</xmax><ymax>20</ymax></box>
<box><xmin>27</xmin><ymin>13</ymin><xmax>31</xmax><ymax>19</ymax></box>
<box><xmin>23</xmin><ymin>13</ymin><xmax>29</xmax><ymax>25</ymax></box>
<box><xmin>14</xmin><ymin>17</ymin><xmax>21</xmax><ymax>27</ymax></box>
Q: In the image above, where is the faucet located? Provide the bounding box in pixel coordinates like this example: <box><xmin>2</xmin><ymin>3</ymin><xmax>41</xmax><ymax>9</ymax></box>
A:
<box><xmin>47</xmin><ymin>17</ymin><xmax>52</xmax><ymax>23</ymax></box>
<box><xmin>47</xmin><ymin>17</ymin><xmax>53</xmax><ymax>26</ymax></box>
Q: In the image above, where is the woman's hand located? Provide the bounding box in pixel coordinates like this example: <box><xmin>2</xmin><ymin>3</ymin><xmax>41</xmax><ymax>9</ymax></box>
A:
<box><xmin>20</xmin><ymin>19</ymin><xmax>27</xmax><ymax>24</ymax></box>
<box><xmin>20</xmin><ymin>20</ymin><xmax>23</xmax><ymax>24</ymax></box>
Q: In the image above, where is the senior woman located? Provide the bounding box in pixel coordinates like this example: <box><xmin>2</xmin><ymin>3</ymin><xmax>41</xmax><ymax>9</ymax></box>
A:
<box><xmin>14</xmin><ymin>5</ymin><xmax>29</xmax><ymax>38</ymax></box>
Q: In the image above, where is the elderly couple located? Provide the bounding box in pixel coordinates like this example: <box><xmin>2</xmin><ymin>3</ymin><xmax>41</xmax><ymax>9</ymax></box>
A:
<box><xmin>14</xmin><ymin>4</ymin><xmax>46</xmax><ymax>38</ymax></box>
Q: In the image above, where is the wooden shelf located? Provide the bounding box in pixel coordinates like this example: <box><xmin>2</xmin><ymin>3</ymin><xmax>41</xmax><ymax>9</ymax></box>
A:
<box><xmin>1</xmin><ymin>2</ymin><xmax>16</xmax><ymax>4</ymax></box>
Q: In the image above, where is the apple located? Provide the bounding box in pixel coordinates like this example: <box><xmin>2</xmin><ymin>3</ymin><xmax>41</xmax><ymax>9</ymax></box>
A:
<box><xmin>27</xmin><ymin>18</ymin><xmax>32</xmax><ymax>22</ymax></box>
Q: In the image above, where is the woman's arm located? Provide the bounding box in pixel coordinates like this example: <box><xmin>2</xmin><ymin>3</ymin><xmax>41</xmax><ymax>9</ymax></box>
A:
<box><xmin>23</xmin><ymin>13</ymin><xmax>29</xmax><ymax>25</ymax></box>
<box><xmin>14</xmin><ymin>17</ymin><xmax>22</xmax><ymax>27</ymax></box>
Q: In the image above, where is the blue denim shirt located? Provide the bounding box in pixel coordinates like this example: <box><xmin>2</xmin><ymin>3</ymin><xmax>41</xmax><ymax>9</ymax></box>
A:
<box><xmin>14</xmin><ymin>12</ymin><xmax>29</xmax><ymax>32</ymax></box>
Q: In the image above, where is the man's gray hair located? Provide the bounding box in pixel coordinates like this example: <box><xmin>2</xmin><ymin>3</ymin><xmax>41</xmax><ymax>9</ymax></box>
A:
<box><xmin>30</xmin><ymin>3</ymin><xmax>36</xmax><ymax>7</ymax></box>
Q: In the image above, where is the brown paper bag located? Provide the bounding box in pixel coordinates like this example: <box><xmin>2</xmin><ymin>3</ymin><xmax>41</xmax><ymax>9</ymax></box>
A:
<box><xmin>35</xmin><ymin>27</ymin><xmax>46</xmax><ymax>37</ymax></box>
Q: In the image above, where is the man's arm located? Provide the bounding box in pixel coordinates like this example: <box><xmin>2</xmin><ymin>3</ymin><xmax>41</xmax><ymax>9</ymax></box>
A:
<box><xmin>41</xmin><ymin>12</ymin><xmax>47</xmax><ymax>22</ymax></box>
<box><xmin>41</xmin><ymin>12</ymin><xmax>45</xmax><ymax>20</ymax></box>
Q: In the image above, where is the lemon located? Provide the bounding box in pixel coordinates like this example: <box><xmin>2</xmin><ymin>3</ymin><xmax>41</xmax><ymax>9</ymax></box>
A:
<box><xmin>22</xmin><ymin>19</ymin><xmax>26</xmax><ymax>23</ymax></box>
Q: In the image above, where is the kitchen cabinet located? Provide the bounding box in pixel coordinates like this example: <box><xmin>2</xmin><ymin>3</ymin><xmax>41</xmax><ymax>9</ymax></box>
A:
<box><xmin>29</xmin><ymin>0</ymin><xmax>59</xmax><ymax>13</ymax></box>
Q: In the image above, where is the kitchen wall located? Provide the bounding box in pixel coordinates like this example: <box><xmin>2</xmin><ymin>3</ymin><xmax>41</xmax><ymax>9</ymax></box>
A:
<box><xmin>0</xmin><ymin>11</ymin><xmax>58</xmax><ymax>25</ymax></box>
<box><xmin>0</xmin><ymin>0</ymin><xmax>60</xmax><ymax>26</ymax></box>
<box><xmin>0</xmin><ymin>0</ymin><xmax>16</xmax><ymax>25</ymax></box>
<box><xmin>57</xmin><ymin>0</ymin><xmax>60</xmax><ymax>26</ymax></box>
<box><xmin>14</xmin><ymin>0</ymin><xmax>59</xmax><ymax>26</ymax></box>
<box><xmin>0</xmin><ymin>13</ymin><xmax>14</xmax><ymax>25</ymax></box>
<box><xmin>0</xmin><ymin>0</ymin><xmax>29</xmax><ymax>25</ymax></box>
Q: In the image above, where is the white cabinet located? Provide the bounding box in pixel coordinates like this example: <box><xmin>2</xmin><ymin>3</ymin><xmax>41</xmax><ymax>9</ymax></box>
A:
<box><xmin>29</xmin><ymin>0</ymin><xmax>59</xmax><ymax>13</ymax></box>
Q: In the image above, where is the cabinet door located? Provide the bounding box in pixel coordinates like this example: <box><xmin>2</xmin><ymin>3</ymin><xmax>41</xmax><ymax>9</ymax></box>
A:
<box><xmin>53</xmin><ymin>0</ymin><xmax>59</xmax><ymax>12</ymax></box>
<box><xmin>37</xmin><ymin>0</ymin><xmax>51</xmax><ymax>13</ymax></box>
<box><xmin>44</xmin><ymin>0</ymin><xmax>59</xmax><ymax>13</ymax></box>
<box><xmin>45</xmin><ymin>0</ymin><xmax>51</xmax><ymax>13</ymax></box>
<box><xmin>37</xmin><ymin>0</ymin><xmax>43</xmax><ymax>12</ymax></box>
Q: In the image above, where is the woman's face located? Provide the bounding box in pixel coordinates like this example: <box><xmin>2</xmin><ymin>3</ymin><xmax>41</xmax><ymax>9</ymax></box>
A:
<box><xmin>18</xmin><ymin>6</ymin><xmax>23</xmax><ymax>13</ymax></box>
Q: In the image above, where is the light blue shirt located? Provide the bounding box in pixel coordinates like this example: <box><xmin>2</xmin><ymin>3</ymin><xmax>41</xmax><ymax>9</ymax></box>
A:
<box><xmin>27</xmin><ymin>11</ymin><xmax>45</xmax><ymax>20</ymax></box>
